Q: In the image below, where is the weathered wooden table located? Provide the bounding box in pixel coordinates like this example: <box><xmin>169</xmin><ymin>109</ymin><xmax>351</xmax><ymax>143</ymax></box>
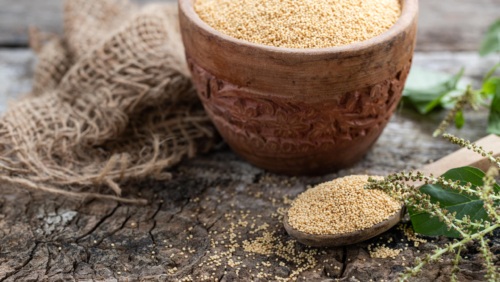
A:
<box><xmin>0</xmin><ymin>0</ymin><xmax>499</xmax><ymax>281</ymax></box>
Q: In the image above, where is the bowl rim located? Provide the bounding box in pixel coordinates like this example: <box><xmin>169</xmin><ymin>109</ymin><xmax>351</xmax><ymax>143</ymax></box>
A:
<box><xmin>179</xmin><ymin>0</ymin><xmax>419</xmax><ymax>55</ymax></box>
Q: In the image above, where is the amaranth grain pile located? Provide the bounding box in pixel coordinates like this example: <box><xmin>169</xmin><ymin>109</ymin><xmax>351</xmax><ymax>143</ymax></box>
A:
<box><xmin>195</xmin><ymin>0</ymin><xmax>402</xmax><ymax>48</ymax></box>
<box><xmin>287</xmin><ymin>175</ymin><xmax>401</xmax><ymax>235</ymax></box>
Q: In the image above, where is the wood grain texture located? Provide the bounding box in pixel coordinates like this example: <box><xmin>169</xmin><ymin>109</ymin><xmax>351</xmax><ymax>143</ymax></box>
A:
<box><xmin>0</xmin><ymin>0</ymin><xmax>62</xmax><ymax>46</ymax></box>
<box><xmin>0</xmin><ymin>0</ymin><xmax>499</xmax><ymax>51</ymax></box>
<box><xmin>418</xmin><ymin>0</ymin><xmax>500</xmax><ymax>51</ymax></box>
<box><xmin>0</xmin><ymin>50</ymin><xmax>496</xmax><ymax>281</ymax></box>
<box><xmin>0</xmin><ymin>0</ymin><xmax>174</xmax><ymax>46</ymax></box>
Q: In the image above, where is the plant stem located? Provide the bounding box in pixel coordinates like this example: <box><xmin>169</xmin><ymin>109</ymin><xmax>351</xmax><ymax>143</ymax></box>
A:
<box><xmin>401</xmin><ymin>223</ymin><xmax>500</xmax><ymax>281</ymax></box>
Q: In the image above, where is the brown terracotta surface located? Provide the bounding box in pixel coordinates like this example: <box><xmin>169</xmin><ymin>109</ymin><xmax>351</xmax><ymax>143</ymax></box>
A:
<box><xmin>179</xmin><ymin>0</ymin><xmax>419</xmax><ymax>175</ymax></box>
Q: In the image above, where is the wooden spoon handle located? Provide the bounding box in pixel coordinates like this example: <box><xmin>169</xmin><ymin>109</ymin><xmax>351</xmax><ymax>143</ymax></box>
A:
<box><xmin>419</xmin><ymin>134</ymin><xmax>500</xmax><ymax>176</ymax></box>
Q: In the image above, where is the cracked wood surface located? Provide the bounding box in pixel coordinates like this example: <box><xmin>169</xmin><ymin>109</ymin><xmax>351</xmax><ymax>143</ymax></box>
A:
<box><xmin>0</xmin><ymin>1</ymin><xmax>499</xmax><ymax>280</ymax></box>
<box><xmin>0</xmin><ymin>0</ymin><xmax>499</xmax><ymax>51</ymax></box>
<box><xmin>0</xmin><ymin>49</ymin><xmax>498</xmax><ymax>281</ymax></box>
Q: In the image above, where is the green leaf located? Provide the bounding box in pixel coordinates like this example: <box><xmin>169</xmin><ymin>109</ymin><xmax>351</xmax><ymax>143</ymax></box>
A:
<box><xmin>487</xmin><ymin>80</ymin><xmax>500</xmax><ymax>134</ymax></box>
<box><xmin>403</xmin><ymin>67</ymin><xmax>464</xmax><ymax>114</ymax></box>
<box><xmin>483</xmin><ymin>77</ymin><xmax>500</xmax><ymax>96</ymax></box>
<box><xmin>480</xmin><ymin>19</ymin><xmax>500</xmax><ymax>56</ymax></box>
<box><xmin>454</xmin><ymin>110</ymin><xmax>465</xmax><ymax>129</ymax></box>
<box><xmin>409</xmin><ymin>167</ymin><xmax>499</xmax><ymax>238</ymax></box>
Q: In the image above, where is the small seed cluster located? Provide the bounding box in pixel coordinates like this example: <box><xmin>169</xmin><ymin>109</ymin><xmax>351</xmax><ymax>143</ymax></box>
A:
<box><xmin>287</xmin><ymin>175</ymin><xmax>401</xmax><ymax>235</ymax></box>
<box><xmin>195</xmin><ymin>0</ymin><xmax>401</xmax><ymax>49</ymax></box>
<box><xmin>400</xmin><ymin>224</ymin><xmax>428</xmax><ymax>247</ymax></box>
<box><xmin>369</xmin><ymin>245</ymin><xmax>401</xmax><ymax>259</ymax></box>
<box><xmin>197</xmin><ymin>207</ymin><xmax>321</xmax><ymax>281</ymax></box>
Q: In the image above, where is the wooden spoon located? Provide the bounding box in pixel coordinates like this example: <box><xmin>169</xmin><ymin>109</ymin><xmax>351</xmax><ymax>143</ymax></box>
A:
<box><xmin>284</xmin><ymin>134</ymin><xmax>500</xmax><ymax>247</ymax></box>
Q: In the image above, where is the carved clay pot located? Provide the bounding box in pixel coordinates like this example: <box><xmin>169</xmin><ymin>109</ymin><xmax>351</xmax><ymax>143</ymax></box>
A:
<box><xmin>179</xmin><ymin>0</ymin><xmax>418</xmax><ymax>175</ymax></box>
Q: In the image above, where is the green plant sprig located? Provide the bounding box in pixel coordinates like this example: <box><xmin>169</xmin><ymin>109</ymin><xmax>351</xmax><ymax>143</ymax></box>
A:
<box><xmin>364</xmin><ymin>19</ymin><xmax>500</xmax><ymax>281</ymax></box>
<box><xmin>450</xmin><ymin>244</ymin><xmax>463</xmax><ymax>282</ymax></box>
<box><xmin>403</xmin><ymin>19</ymin><xmax>500</xmax><ymax>135</ymax></box>
<box><xmin>376</xmin><ymin>170</ymin><xmax>500</xmax><ymax>202</ymax></box>
<box><xmin>400</xmin><ymin>222</ymin><xmax>499</xmax><ymax>281</ymax></box>
<box><xmin>442</xmin><ymin>133</ymin><xmax>500</xmax><ymax>167</ymax></box>
<box><xmin>366</xmin><ymin>134</ymin><xmax>500</xmax><ymax>281</ymax></box>
<box><xmin>433</xmin><ymin>86</ymin><xmax>475</xmax><ymax>137</ymax></box>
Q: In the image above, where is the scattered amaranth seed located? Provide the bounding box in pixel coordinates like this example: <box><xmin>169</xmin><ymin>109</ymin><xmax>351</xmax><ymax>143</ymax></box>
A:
<box><xmin>369</xmin><ymin>244</ymin><xmax>401</xmax><ymax>259</ymax></box>
<box><xmin>400</xmin><ymin>224</ymin><xmax>427</xmax><ymax>247</ymax></box>
<box><xmin>287</xmin><ymin>175</ymin><xmax>401</xmax><ymax>235</ymax></box>
<box><xmin>195</xmin><ymin>0</ymin><xmax>401</xmax><ymax>48</ymax></box>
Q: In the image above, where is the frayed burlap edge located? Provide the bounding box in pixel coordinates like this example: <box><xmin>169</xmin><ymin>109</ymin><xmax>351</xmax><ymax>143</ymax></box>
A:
<box><xmin>0</xmin><ymin>1</ymin><xmax>216</xmax><ymax>204</ymax></box>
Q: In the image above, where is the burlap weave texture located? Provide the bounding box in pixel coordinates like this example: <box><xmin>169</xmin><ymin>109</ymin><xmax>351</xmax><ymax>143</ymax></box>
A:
<box><xmin>0</xmin><ymin>0</ymin><xmax>215</xmax><ymax>204</ymax></box>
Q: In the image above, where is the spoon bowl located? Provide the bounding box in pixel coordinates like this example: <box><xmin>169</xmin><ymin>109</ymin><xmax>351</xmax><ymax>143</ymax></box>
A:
<box><xmin>283</xmin><ymin>134</ymin><xmax>500</xmax><ymax>247</ymax></box>
<box><xmin>283</xmin><ymin>206</ymin><xmax>405</xmax><ymax>247</ymax></box>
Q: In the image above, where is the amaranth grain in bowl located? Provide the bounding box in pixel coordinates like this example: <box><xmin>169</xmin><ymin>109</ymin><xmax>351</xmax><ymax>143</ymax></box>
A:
<box><xmin>194</xmin><ymin>0</ymin><xmax>402</xmax><ymax>49</ymax></box>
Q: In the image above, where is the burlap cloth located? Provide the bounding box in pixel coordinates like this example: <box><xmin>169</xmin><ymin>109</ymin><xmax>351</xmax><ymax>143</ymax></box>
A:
<box><xmin>0</xmin><ymin>0</ymin><xmax>216</xmax><ymax>204</ymax></box>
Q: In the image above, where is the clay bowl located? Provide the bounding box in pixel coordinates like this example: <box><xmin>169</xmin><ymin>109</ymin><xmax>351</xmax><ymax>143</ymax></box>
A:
<box><xmin>179</xmin><ymin>0</ymin><xmax>419</xmax><ymax>175</ymax></box>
